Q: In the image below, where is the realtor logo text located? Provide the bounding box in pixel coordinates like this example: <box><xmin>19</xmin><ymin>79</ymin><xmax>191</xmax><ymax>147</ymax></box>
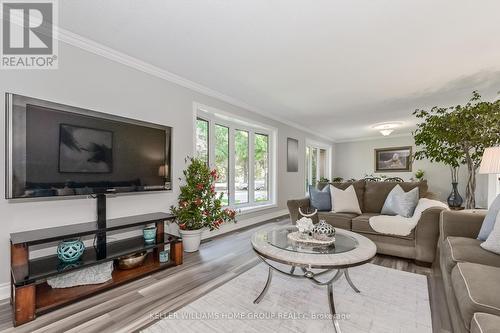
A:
<box><xmin>1</xmin><ymin>0</ymin><xmax>58</xmax><ymax>69</ymax></box>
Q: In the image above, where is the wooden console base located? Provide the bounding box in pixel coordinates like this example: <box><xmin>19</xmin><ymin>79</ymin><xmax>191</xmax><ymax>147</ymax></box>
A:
<box><xmin>11</xmin><ymin>216</ymin><xmax>182</xmax><ymax>327</ymax></box>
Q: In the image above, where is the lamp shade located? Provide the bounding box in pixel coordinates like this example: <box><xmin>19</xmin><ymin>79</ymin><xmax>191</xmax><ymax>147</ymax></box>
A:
<box><xmin>479</xmin><ymin>147</ymin><xmax>500</xmax><ymax>174</ymax></box>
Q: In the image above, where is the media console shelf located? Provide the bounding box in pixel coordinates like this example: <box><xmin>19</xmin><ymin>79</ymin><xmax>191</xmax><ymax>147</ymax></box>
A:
<box><xmin>10</xmin><ymin>212</ymin><xmax>182</xmax><ymax>326</ymax></box>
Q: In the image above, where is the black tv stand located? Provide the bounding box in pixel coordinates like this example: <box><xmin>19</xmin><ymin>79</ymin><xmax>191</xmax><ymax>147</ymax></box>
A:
<box><xmin>96</xmin><ymin>194</ymin><xmax>107</xmax><ymax>259</ymax></box>
<box><xmin>96</xmin><ymin>193</ymin><xmax>107</xmax><ymax>229</ymax></box>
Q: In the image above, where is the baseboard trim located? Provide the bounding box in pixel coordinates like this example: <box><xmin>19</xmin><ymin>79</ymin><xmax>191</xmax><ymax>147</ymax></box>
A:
<box><xmin>201</xmin><ymin>209</ymin><xmax>289</xmax><ymax>240</ymax></box>
<box><xmin>0</xmin><ymin>282</ymin><xmax>10</xmax><ymax>301</ymax></box>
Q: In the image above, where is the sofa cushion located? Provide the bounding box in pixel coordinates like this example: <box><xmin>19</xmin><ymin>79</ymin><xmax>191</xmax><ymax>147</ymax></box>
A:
<box><xmin>351</xmin><ymin>213</ymin><xmax>379</xmax><ymax>233</ymax></box>
<box><xmin>471</xmin><ymin>313</ymin><xmax>500</xmax><ymax>333</ymax></box>
<box><xmin>318</xmin><ymin>212</ymin><xmax>357</xmax><ymax>230</ymax></box>
<box><xmin>363</xmin><ymin>180</ymin><xmax>428</xmax><ymax>213</ymax></box>
<box><xmin>451</xmin><ymin>263</ymin><xmax>500</xmax><ymax>329</ymax></box>
<box><xmin>442</xmin><ymin>237</ymin><xmax>500</xmax><ymax>273</ymax></box>
<box><xmin>331</xmin><ymin>180</ymin><xmax>365</xmax><ymax>212</ymax></box>
<box><xmin>351</xmin><ymin>213</ymin><xmax>415</xmax><ymax>239</ymax></box>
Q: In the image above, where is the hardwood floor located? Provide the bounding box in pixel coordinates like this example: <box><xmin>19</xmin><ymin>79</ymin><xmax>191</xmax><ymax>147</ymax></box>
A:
<box><xmin>0</xmin><ymin>217</ymin><xmax>451</xmax><ymax>333</ymax></box>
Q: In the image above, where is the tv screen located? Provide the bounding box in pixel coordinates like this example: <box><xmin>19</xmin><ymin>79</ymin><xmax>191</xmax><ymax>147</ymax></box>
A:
<box><xmin>6</xmin><ymin>94</ymin><xmax>172</xmax><ymax>199</ymax></box>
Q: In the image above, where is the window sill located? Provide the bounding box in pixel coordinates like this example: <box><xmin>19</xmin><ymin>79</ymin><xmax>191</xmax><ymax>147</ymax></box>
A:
<box><xmin>235</xmin><ymin>203</ymin><xmax>278</xmax><ymax>216</ymax></box>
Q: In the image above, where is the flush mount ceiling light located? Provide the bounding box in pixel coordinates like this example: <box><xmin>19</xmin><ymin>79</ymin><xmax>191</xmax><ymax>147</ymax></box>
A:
<box><xmin>372</xmin><ymin>122</ymin><xmax>403</xmax><ymax>136</ymax></box>
<box><xmin>379</xmin><ymin>129</ymin><xmax>394</xmax><ymax>136</ymax></box>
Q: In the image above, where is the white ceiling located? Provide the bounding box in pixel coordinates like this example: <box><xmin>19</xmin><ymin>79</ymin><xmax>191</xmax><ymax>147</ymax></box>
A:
<box><xmin>59</xmin><ymin>0</ymin><xmax>500</xmax><ymax>141</ymax></box>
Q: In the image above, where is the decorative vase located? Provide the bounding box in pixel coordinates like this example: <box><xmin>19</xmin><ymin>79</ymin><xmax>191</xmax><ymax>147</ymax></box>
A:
<box><xmin>296</xmin><ymin>217</ymin><xmax>314</xmax><ymax>233</ymax></box>
<box><xmin>143</xmin><ymin>226</ymin><xmax>157</xmax><ymax>244</ymax></box>
<box><xmin>312</xmin><ymin>220</ymin><xmax>336</xmax><ymax>242</ymax></box>
<box><xmin>447</xmin><ymin>182</ymin><xmax>463</xmax><ymax>208</ymax></box>
<box><xmin>159</xmin><ymin>250</ymin><xmax>170</xmax><ymax>263</ymax></box>
<box><xmin>179</xmin><ymin>228</ymin><xmax>204</xmax><ymax>252</ymax></box>
<box><xmin>57</xmin><ymin>239</ymin><xmax>85</xmax><ymax>263</ymax></box>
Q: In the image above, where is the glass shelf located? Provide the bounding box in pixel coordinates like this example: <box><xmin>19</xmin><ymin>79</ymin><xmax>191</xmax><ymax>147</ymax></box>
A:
<box><xmin>10</xmin><ymin>212</ymin><xmax>175</xmax><ymax>245</ymax></box>
<box><xmin>12</xmin><ymin>233</ymin><xmax>180</xmax><ymax>286</ymax></box>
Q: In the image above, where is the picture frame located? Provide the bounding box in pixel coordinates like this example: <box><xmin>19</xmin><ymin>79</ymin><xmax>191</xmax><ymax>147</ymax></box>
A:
<box><xmin>374</xmin><ymin>146</ymin><xmax>412</xmax><ymax>172</ymax></box>
<box><xmin>287</xmin><ymin>137</ymin><xmax>299</xmax><ymax>172</ymax></box>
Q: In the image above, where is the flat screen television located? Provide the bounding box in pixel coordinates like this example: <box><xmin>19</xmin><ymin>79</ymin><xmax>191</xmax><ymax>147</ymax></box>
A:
<box><xmin>5</xmin><ymin>93</ymin><xmax>172</xmax><ymax>199</ymax></box>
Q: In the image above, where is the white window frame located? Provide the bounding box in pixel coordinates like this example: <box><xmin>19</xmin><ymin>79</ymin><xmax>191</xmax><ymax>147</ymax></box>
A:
<box><xmin>305</xmin><ymin>139</ymin><xmax>332</xmax><ymax>193</ymax></box>
<box><xmin>193</xmin><ymin>103</ymin><xmax>277</xmax><ymax>212</ymax></box>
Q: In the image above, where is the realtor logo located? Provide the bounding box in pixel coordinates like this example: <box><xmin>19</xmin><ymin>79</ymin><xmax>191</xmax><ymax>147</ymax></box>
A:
<box><xmin>1</xmin><ymin>0</ymin><xmax>58</xmax><ymax>69</ymax></box>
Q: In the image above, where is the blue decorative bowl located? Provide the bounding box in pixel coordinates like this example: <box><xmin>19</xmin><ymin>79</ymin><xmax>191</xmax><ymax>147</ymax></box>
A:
<box><xmin>143</xmin><ymin>226</ymin><xmax>157</xmax><ymax>244</ymax></box>
<box><xmin>57</xmin><ymin>239</ymin><xmax>85</xmax><ymax>263</ymax></box>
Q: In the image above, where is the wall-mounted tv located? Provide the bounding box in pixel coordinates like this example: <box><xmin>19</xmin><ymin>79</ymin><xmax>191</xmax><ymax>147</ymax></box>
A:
<box><xmin>5</xmin><ymin>93</ymin><xmax>172</xmax><ymax>199</ymax></box>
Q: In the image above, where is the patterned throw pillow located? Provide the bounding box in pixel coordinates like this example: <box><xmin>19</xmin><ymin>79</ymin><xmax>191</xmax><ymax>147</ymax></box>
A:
<box><xmin>309</xmin><ymin>185</ymin><xmax>331</xmax><ymax>211</ymax></box>
<box><xmin>481</xmin><ymin>210</ymin><xmax>500</xmax><ymax>255</ymax></box>
<box><xmin>478</xmin><ymin>194</ymin><xmax>500</xmax><ymax>241</ymax></box>
<box><xmin>381</xmin><ymin>185</ymin><xmax>419</xmax><ymax>218</ymax></box>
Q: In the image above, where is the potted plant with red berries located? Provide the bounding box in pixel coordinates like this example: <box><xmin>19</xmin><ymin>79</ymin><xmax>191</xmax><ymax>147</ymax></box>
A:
<box><xmin>171</xmin><ymin>157</ymin><xmax>236</xmax><ymax>252</ymax></box>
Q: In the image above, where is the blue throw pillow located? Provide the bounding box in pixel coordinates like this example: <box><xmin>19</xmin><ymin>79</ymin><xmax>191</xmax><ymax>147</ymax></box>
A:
<box><xmin>309</xmin><ymin>185</ymin><xmax>331</xmax><ymax>211</ymax></box>
<box><xmin>478</xmin><ymin>194</ymin><xmax>500</xmax><ymax>241</ymax></box>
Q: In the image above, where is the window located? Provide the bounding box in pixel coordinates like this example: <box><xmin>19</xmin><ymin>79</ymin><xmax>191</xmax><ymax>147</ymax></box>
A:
<box><xmin>305</xmin><ymin>146</ymin><xmax>311</xmax><ymax>190</ymax></box>
<box><xmin>254</xmin><ymin>134</ymin><xmax>269</xmax><ymax>202</ymax></box>
<box><xmin>195</xmin><ymin>105</ymin><xmax>275</xmax><ymax>210</ymax></box>
<box><xmin>215</xmin><ymin>125</ymin><xmax>229</xmax><ymax>205</ymax></box>
<box><xmin>235</xmin><ymin>130</ymin><xmax>249</xmax><ymax>204</ymax></box>
<box><xmin>305</xmin><ymin>142</ymin><xmax>331</xmax><ymax>190</ymax></box>
<box><xmin>311</xmin><ymin>148</ymin><xmax>318</xmax><ymax>185</ymax></box>
<box><xmin>196</xmin><ymin>118</ymin><xmax>209</xmax><ymax>163</ymax></box>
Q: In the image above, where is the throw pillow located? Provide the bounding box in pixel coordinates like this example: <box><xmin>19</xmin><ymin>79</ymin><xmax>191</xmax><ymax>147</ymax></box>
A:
<box><xmin>381</xmin><ymin>185</ymin><xmax>419</xmax><ymax>218</ymax></box>
<box><xmin>480</xmin><ymin>210</ymin><xmax>500</xmax><ymax>255</ymax></box>
<box><xmin>309</xmin><ymin>185</ymin><xmax>331</xmax><ymax>211</ymax></box>
<box><xmin>478</xmin><ymin>194</ymin><xmax>500</xmax><ymax>241</ymax></box>
<box><xmin>330</xmin><ymin>184</ymin><xmax>362</xmax><ymax>214</ymax></box>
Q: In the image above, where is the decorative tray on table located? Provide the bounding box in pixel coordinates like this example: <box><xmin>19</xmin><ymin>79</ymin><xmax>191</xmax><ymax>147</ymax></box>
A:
<box><xmin>287</xmin><ymin>231</ymin><xmax>336</xmax><ymax>246</ymax></box>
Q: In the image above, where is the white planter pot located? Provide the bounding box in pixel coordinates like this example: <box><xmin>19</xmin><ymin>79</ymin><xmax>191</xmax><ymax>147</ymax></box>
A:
<box><xmin>179</xmin><ymin>228</ymin><xmax>204</xmax><ymax>252</ymax></box>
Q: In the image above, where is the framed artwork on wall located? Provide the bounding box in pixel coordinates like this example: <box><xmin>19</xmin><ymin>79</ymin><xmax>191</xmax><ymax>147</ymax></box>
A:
<box><xmin>287</xmin><ymin>137</ymin><xmax>299</xmax><ymax>172</ymax></box>
<box><xmin>374</xmin><ymin>146</ymin><xmax>412</xmax><ymax>172</ymax></box>
<box><xmin>59</xmin><ymin>124</ymin><xmax>113</xmax><ymax>173</ymax></box>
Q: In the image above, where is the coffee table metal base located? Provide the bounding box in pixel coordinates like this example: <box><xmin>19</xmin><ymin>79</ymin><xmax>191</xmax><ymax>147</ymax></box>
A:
<box><xmin>253</xmin><ymin>256</ymin><xmax>361</xmax><ymax>333</ymax></box>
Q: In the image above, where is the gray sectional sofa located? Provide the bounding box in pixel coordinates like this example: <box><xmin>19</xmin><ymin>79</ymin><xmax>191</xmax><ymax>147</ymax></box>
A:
<box><xmin>287</xmin><ymin>180</ymin><xmax>446</xmax><ymax>265</ymax></box>
<box><xmin>439</xmin><ymin>210</ymin><xmax>500</xmax><ymax>333</ymax></box>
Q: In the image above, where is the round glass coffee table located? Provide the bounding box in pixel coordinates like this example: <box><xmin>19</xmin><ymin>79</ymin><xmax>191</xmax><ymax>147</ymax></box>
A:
<box><xmin>251</xmin><ymin>225</ymin><xmax>377</xmax><ymax>332</ymax></box>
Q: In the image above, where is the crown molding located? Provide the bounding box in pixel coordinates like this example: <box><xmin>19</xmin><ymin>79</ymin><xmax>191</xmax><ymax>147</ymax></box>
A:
<box><xmin>55</xmin><ymin>27</ymin><xmax>335</xmax><ymax>143</ymax></box>
<box><xmin>334</xmin><ymin>132</ymin><xmax>413</xmax><ymax>144</ymax></box>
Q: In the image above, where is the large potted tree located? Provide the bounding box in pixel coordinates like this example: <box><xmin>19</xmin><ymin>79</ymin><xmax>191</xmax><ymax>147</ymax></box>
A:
<box><xmin>171</xmin><ymin>157</ymin><xmax>236</xmax><ymax>252</ymax></box>
<box><xmin>413</xmin><ymin>108</ymin><xmax>463</xmax><ymax>207</ymax></box>
<box><xmin>413</xmin><ymin>91</ymin><xmax>500</xmax><ymax>208</ymax></box>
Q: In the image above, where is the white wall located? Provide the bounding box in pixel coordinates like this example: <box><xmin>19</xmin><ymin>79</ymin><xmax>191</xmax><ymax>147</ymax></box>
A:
<box><xmin>0</xmin><ymin>43</ymin><xmax>333</xmax><ymax>290</ymax></box>
<box><xmin>333</xmin><ymin>135</ymin><xmax>489</xmax><ymax>207</ymax></box>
